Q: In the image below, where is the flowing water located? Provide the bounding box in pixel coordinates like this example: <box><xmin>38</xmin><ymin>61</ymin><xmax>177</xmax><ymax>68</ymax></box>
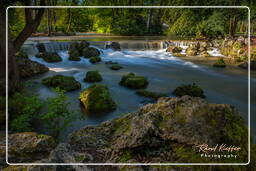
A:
<box><xmin>22</xmin><ymin>38</ymin><xmax>255</xmax><ymax>142</ymax></box>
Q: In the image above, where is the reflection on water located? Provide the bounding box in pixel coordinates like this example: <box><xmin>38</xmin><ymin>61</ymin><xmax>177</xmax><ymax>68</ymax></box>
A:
<box><xmin>23</xmin><ymin>39</ymin><xmax>254</xmax><ymax>142</ymax></box>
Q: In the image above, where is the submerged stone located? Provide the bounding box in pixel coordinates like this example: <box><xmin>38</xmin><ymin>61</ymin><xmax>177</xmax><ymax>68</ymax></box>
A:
<box><xmin>120</xmin><ymin>73</ymin><xmax>148</xmax><ymax>89</ymax></box>
<box><xmin>109</xmin><ymin>64</ymin><xmax>123</xmax><ymax>70</ymax></box>
<box><xmin>173</xmin><ymin>83</ymin><xmax>206</xmax><ymax>98</ymax></box>
<box><xmin>136</xmin><ymin>90</ymin><xmax>168</xmax><ymax>100</ymax></box>
<box><xmin>213</xmin><ymin>58</ymin><xmax>226</xmax><ymax>68</ymax></box>
<box><xmin>79</xmin><ymin>84</ymin><xmax>116</xmax><ymax>113</ymax></box>
<box><xmin>89</xmin><ymin>56</ymin><xmax>101</xmax><ymax>63</ymax></box>
<box><xmin>42</xmin><ymin>75</ymin><xmax>81</xmax><ymax>91</ymax></box>
<box><xmin>84</xmin><ymin>70</ymin><xmax>102</xmax><ymax>82</ymax></box>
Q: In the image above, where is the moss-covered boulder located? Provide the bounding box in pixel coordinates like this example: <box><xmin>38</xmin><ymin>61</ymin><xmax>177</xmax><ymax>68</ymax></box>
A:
<box><xmin>109</xmin><ymin>64</ymin><xmax>123</xmax><ymax>70</ymax></box>
<box><xmin>84</xmin><ymin>70</ymin><xmax>102</xmax><ymax>82</ymax></box>
<box><xmin>69</xmin><ymin>41</ymin><xmax>90</xmax><ymax>55</ymax></box>
<box><xmin>213</xmin><ymin>58</ymin><xmax>226</xmax><ymax>68</ymax></box>
<box><xmin>79</xmin><ymin>84</ymin><xmax>116</xmax><ymax>113</ymax></box>
<box><xmin>89</xmin><ymin>56</ymin><xmax>101</xmax><ymax>63</ymax></box>
<box><xmin>173</xmin><ymin>83</ymin><xmax>206</xmax><ymax>98</ymax></box>
<box><xmin>166</xmin><ymin>46</ymin><xmax>183</xmax><ymax>53</ymax></box>
<box><xmin>120</xmin><ymin>73</ymin><xmax>148</xmax><ymax>89</ymax></box>
<box><xmin>67</xmin><ymin>96</ymin><xmax>248</xmax><ymax>163</ymax></box>
<box><xmin>35</xmin><ymin>52</ymin><xmax>62</xmax><ymax>62</ymax></box>
<box><xmin>68</xmin><ymin>50</ymin><xmax>81</xmax><ymax>61</ymax></box>
<box><xmin>0</xmin><ymin>132</ymin><xmax>56</xmax><ymax>163</ymax></box>
<box><xmin>136</xmin><ymin>90</ymin><xmax>167</xmax><ymax>100</ymax></box>
<box><xmin>42</xmin><ymin>75</ymin><xmax>81</xmax><ymax>91</ymax></box>
<box><xmin>82</xmin><ymin>47</ymin><xmax>100</xmax><ymax>58</ymax></box>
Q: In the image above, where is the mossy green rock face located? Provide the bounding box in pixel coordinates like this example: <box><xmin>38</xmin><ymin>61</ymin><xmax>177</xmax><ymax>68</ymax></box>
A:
<box><xmin>89</xmin><ymin>56</ymin><xmax>101</xmax><ymax>63</ymax></box>
<box><xmin>84</xmin><ymin>70</ymin><xmax>102</xmax><ymax>82</ymax></box>
<box><xmin>68</xmin><ymin>96</ymin><xmax>248</xmax><ymax>163</ymax></box>
<box><xmin>79</xmin><ymin>84</ymin><xmax>116</xmax><ymax>113</ymax></box>
<box><xmin>35</xmin><ymin>52</ymin><xmax>62</xmax><ymax>62</ymax></box>
<box><xmin>213</xmin><ymin>58</ymin><xmax>226</xmax><ymax>68</ymax></box>
<box><xmin>69</xmin><ymin>41</ymin><xmax>90</xmax><ymax>55</ymax></box>
<box><xmin>136</xmin><ymin>90</ymin><xmax>167</xmax><ymax>100</ymax></box>
<box><xmin>82</xmin><ymin>47</ymin><xmax>100</xmax><ymax>58</ymax></box>
<box><xmin>109</xmin><ymin>64</ymin><xmax>123</xmax><ymax>70</ymax></box>
<box><xmin>173</xmin><ymin>83</ymin><xmax>206</xmax><ymax>98</ymax></box>
<box><xmin>42</xmin><ymin>75</ymin><xmax>81</xmax><ymax>91</ymax></box>
<box><xmin>68</xmin><ymin>50</ymin><xmax>81</xmax><ymax>61</ymax></box>
<box><xmin>120</xmin><ymin>73</ymin><xmax>148</xmax><ymax>89</ymax></box>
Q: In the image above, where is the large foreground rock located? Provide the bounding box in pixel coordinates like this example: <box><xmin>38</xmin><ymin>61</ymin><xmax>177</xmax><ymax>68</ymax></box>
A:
<box><xmin>0</xmin><ymin>132</ymin><xmax>56</xmax><ymax>163</ymax></box>
<box><xmin>68</xmin><ymin>96</ymin><xmax>248</xmax><ymax>163</ymax></box>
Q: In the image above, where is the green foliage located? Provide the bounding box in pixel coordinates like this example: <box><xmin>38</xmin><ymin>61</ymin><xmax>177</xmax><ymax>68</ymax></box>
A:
<box><xmin>41</xmin><ymin>88</ymin><xmax>75</xmax><ymax>137</ymax></box>
<box><xmin>196</xmin><ymin>11</ymin><xmax>228</xmax><ymax>38</ymax></box>
<box><xmin>10</xmin><ymin>93</ymin><xmax>43</xmax><ymax>132</ymax></box>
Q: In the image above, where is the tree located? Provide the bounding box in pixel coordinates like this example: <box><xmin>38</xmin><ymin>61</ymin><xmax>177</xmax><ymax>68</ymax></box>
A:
<box><xmin>0</xmin><ymin>0</ymin><xmax>45</xmax><ymax>94</ymax></box>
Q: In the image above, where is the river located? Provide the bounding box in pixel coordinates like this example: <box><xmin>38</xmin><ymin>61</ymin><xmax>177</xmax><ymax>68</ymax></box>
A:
<box><xmin>21</xmin><ymin>36</ymin><xmax>255</xmax><ymax>142</ymax></box>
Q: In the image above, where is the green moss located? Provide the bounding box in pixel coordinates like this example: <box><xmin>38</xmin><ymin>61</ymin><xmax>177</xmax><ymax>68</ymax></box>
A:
<box><xmin>79</xmin><ymin>84</ymin><xmax>116</xmax><ymax>113</ymax></box>
<box><xmin>74</xmin><ymin>155</ymin><xmax>86</xmax><ymax>162</ymax></box>
<box><xmin>36</xmin><ymin>52</ymin><xmax>62</xmax><ymax>62</ymax></box>
<box><xmin>213</xmin><ymin>58</ymin><xmax>226</xmax><ymax>68</ymax></box>
<box><xmin>173</xmin><ymin>83</ymin><xmax>206</xmax><ymax>98</ymax></box>
<box><xmin>136</xmin><ymin>90</ymin><xmax>167</xmax><ymax>100</ymax></box>
<box><xmin>82</xmin><ymin>47</ymin><xmax>100</xmax><ymax>58</ymax></box>
<box><xmin>113</xmin><ymin>117</ymin><xmax>131</xmax><ymax>136</ymax></box>
<box><xmin>84</xmin><ymin>70</ymin><xmax>102</xmax><ymax>82</ymax></box>
<box><xmin>118</xmin><ymin>150</ymin><xmax>133</xmax><ymax>162</ymax></box>
<box><xmin>68</xmin><ymin>50</ymin><xmax>81</xmax><ymax>61</ymax></box>
<box><xmin>120</xmin><ymin>73</ymin><xmax>148</xmax><ymax>89</ymax></box>
<box><xmin>42</xmin><ymin>75</ymin><xmax>81</xmax><ymax>92</ymax></box>
<box><xmin>89</xmin><ymin>56</ymin><xmax>101</xmax><ymax>63</ymax></box>
<box><xmin>109</xmin><ymin>64</ymin><xmax>123</xmax><ymax>70</ymax></box>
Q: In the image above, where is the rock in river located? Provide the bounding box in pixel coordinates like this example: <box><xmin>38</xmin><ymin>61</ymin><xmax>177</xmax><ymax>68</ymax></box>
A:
<box><xmin>84</xmin><ymin>70</ymin><xmax>102</xmax><ymax>82</ymax></box>
<box><xmin>120</xmin><ymin>73</ymin><xmax>148</xmax><ymax>89</ymax></box>
<box><xmin>79</xmin><ymin>84</ymin><xmax>116</xmax><ymax>113</ymax></box>
<box><xmin>42</xmin><ymin>75</ymin><xmax>81</xmax><ymax>92</ymax></box>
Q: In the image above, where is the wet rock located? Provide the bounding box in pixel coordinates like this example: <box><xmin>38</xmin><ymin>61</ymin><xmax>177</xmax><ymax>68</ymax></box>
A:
<box><xmin>213</xmin><ymin>58</ymin><xmax>226</xmax><ymax>68</ymax></box>
<box><xmin>120</xmin><ymin>73</ymin><xmax>148</xmax><ymax>89</ymax></box>
<box><xmin>89</xmin><ymin>56</ymin><xmax>101</xmax><ymax>63</ymax></box>
<box><xmin>68</xmin><ymin>50</ymin><xmax>81</xmax><ymax>61</ymax></box>
<box><xmin>36</xmin><ymin>43</ymin><xmax>46</xmax><ymax>53</ymax></box>
<box><xmin>35</xmin><ymin>52</ymin><xmax>62</xmax><ymax>62</ymax></box>
<box><xmin>186</xmin><ymin>47</ymin><xmax>198</xmax><ymax>56</ymax></box>
<box><xmin>136</xmin><ymin>90</ymin><xmax>168</xmax><ymax>100</ymax></box>
<box><xmin>105</xmin><ymin>61</ymin><xmax>118</xmax><ymax>65</ymax></box>
<box><xmin>84</xmin><ymin>70</ymin><xmax>102</xmax><ymax>82</ymax></box>
<box><xmin>79</xmin><ymin>84</ymin><xmax>116</xmax><ymax>113</ymax></box>
<box><xmin>200</xmin><ymin>51</ymin><xmax>210</xmax><ymax>57</ymax></box>
<box><xmin>68</xmin><ymin>96</ymin><xmax>248</xmax><ymax>163</ymax></box>
<box><xmin>166</xmin><ymin>46</ymin><xmax>182</xmax><ymax>53</ymax></box>
<box><xmin>109</xmin><ymin>64</ymin><xmax>123</xmax><ymax>70</ymax></box>
<box><xmin>172</xmin><ymin>53</ymin><xmax>186</xmax><ymax>57</ymax></box>
<box><xmin>173</xmin><ymin>83</ymin><xmax>206</xmax><ymax>98</ymax></box>
<box><xmin>82</xmin><ymin>47</ymin><xmax>100</xmax><ymax>58</ymax></box>
<box><xmin>17</xmin><ymin>57</ymin><xmax>49</xmax><ymax>78</ymax></box>
<box><xmin>0</xmin><ymin>132</ymin><xmax>56</xmax><ymax>163</ymax></box>
<box><xmin>69</xmin><ymin>41</ymin><xmax>90</xmax><ymax>55</ymax></box>
<box><xmin>106</xmin><ymin>42</ymin><xmax>121</xmax><ymax>51</ymax></box>
<box><xmin>42</xmin><ymin>75</ymin><xmax>81</xmax><ymax>92</ymax></box>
